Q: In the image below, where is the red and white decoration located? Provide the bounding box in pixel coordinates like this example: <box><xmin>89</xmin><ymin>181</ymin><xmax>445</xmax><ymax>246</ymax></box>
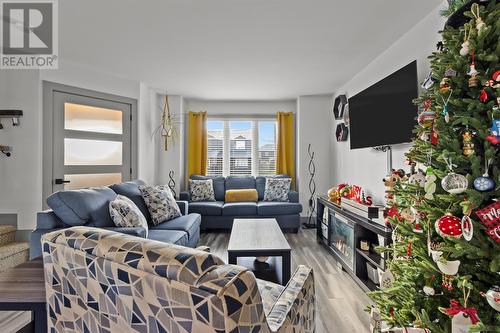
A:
<box><xmin>435</xmin><ymin>213</ymin><xmax>462</xmax><ymax>238</ymax></box>
<box><xmin>475</xmin><ymin>200</ymin><xmax>500</xmax><ymax>242</ymax></box>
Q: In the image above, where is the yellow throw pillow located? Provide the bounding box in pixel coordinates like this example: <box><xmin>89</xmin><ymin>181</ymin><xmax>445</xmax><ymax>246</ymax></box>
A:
<box><xmin>225</xmin><ymin>189</ymin><xmax>258</xmax><ymax>202</ymax></box>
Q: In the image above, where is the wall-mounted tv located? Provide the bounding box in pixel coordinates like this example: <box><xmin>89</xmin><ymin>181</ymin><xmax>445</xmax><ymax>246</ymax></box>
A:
<box><xmin>349</xmin><ymin>60</ymin><xmax>418</xmax><ymax>149</ymax></box>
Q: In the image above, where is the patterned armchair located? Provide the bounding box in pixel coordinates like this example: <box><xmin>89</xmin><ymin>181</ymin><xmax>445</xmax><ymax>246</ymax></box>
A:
<box><xmin>41</xmin><ymin>227</ymin><xmax>315</xmax><ymax>332</ymax></box>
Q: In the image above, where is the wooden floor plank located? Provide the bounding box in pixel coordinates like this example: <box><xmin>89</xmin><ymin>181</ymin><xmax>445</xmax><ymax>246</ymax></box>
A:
<box><xmin>200</xmin><ymin>228</ymin><xmax>371</xmax><ymax>333</ymax></box>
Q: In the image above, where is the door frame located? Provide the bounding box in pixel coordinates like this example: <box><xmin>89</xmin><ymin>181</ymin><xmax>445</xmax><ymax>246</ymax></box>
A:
<box><xmin>42</xmin><ymin>81</ymin><xmax>138</xmax><ymax>208</ymax></box>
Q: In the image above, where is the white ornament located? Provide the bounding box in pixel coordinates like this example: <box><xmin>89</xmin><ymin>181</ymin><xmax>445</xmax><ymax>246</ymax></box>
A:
<box><xmin>461</xmin><ymin>215</ymin><xmax>474</xmax><ymax>241</ymax></box>
<box><xmin>369</xmin><ymin>307</ymin><xmax>381</xmax><ymax>333</ymax></box>
<box><xmin>451</xmin><ymin>312</ymin><xmax>476</xmax><ymax>333</ymax></box>
<box><xmin>423</xmin><ymin>285</ymin><xmax>435</xmax><ymax>296</ymax></box>
<box><xmin>436</xmin><ymin>259</ymin><xmax>461</xmax><ymax>275</ymax></box>
<box><xmin>459</xmin><ymin>41</ymin><xmax>470</xmax><ymax>56</ymax></box>
<box><xmin>380</xmin><ymin>269</ymin><xmax>395</xmax><ymax>289</ymax></box>
<box><xmin>409</xmin><ymin>171</ymin><xmax>426</xmax><ymax>187</ymax></box>
<box><xmin>441</xmin><ymin>172</ymin><xmax>468</xmax><ymax>194</ymax></box>
<box><xmin>483</xmin><ymin>286</ymin><xmax>500</xmax><ymax>312</ymax></box>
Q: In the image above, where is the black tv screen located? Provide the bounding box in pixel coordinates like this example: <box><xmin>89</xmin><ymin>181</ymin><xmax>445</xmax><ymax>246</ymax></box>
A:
<box><xmin>349</xmin><ymin>60</ymin><xmax>418</xmax><ymax>149</ymax></box>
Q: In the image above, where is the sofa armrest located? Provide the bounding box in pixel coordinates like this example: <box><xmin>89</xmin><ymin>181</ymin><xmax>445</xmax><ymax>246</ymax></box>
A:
<box><xmin>195</xmin><ymin>246</ymin><xmax>210</xmax><ymax>252</ymax></box>
<box><xmin>288</xmin><ymin>191</ymin><xmax>299</xmax><ymax>203</ymax></box>
<box><xmin>36</xmin><ymin>210</ymin><xmax>67</xmax><ymax>229</ymax></box>
<box><xmin>266</xmin><ymin>265</ymin><xmax>315</xmax><ymax>332</ymax></box>
<box><xmin>176</xmin><ymin>200</ymin><xmax>188</xmax><ymax>215</ymax></box>
<box><xmin>179</xmin><ymin>191</ymin><xmax>190</xmax><ymax>201</ymax></box>
<box><xmin>101</xmin><ymin>227</ymin><xmax>147</xmax><ymax>238</ymax></box>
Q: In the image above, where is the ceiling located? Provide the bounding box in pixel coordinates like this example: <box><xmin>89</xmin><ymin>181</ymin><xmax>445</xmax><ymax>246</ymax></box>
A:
<box><xmin>59</xmin><ymin>0</ymin><xmax>442</xmax><ymax>100</ymax></box>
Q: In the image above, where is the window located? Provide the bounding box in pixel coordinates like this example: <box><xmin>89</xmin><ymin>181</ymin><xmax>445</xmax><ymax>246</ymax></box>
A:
<box><xmin>206</xmin><ymin>118</ymin><xmax>277</xmax><ymax>177</ymax></box>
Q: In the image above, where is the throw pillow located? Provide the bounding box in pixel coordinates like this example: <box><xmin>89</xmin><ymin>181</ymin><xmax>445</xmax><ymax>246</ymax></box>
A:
<box><xmin>189</xmin><ymin>179</ymin><xmax>216</xmax><ymax>202</ymax></box>
<box><xmin>109</xmin><ymin>195</ymin><xmax>148</xmax><ymax>236</ymax></box>
<box><xmin>139</xmin><ymin>185</ymin><xmax>181</xmax><ymax>225</ymax></box>
<box><xmin>225</xmin><ymin>189</ymin><xmax>258</xmax><ymax>202</ymax></box>
<box><xmin>263</xmin><ymin>177</ymin><xmax>291</xmax><ymax>202</ymax></box>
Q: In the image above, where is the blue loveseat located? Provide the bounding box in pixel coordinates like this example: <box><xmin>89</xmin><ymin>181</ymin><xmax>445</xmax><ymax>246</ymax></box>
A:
<box><xmin>29</xmin><ymin>180</ymin><xmax>201</xmax><ymax>259</ymax></box>
<box><xmin>180</xmin><ymin>175</ymin><xmax>302</xmax><ymax>232</ymax></box>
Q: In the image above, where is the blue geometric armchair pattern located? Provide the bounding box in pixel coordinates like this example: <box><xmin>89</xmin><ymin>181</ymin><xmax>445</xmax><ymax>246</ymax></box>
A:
<box><xmin>41</xmin><ymin>227</ymin><xmax>315</xmax><ymax>332</ymax></box>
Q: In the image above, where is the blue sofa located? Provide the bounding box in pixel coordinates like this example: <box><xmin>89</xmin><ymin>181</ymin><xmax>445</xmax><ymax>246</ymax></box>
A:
<box><xmin>180</xmin><ymin>175</ymin><xmax>302</xmax><ymax>232</ymax></box>
<box><xmin>29</xmin><ymin>180</ymin><xmax>201</xmax><ymax>259</ymax></box>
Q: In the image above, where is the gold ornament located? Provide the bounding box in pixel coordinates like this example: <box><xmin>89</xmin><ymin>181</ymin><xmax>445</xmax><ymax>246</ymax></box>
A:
<box><xmin>462</xmin><ymin>130</ymin><xmax>475</xmax><ymax>156</ymax></box>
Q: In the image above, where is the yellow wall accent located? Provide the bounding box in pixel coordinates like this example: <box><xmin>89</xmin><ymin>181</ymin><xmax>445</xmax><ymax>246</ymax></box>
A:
<box><xmin>225</xmin><ymin>189</ymin><xmax>258</xmax><ymax>202</ymax></box>
<box><xmin>276</xmin><ymin>112</ymin><xmax>295</xmax><ymax>188</ymax></box>
<box><xmin>187</xmin><ymin>111</ymin><xmax>207</xmax><ymax>177</ymax></box>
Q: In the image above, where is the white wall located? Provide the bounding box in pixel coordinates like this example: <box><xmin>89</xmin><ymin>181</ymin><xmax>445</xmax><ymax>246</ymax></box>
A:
<box><xmin>155</xmin><ymin>94</ymin><xmax>185</xmax><ymax>195</ymax></box>
<box><xmin>184</xmin><ymin>99</ymin><xmax>296</xmax><ymax>116</ymax></box>
<box><xmin>330</xmin><ymin>8</ymin><xmax>445</xmax><ymax>205</ymax></box>
<box><xmin>0</xmin><ymin>70</ymin><xmax>42</xmax><ymax>230</ymax></box>
<box><xmin>297</xmin><ymin>95</ymin><xmax>332</xmax><ymax>217</ymax></box>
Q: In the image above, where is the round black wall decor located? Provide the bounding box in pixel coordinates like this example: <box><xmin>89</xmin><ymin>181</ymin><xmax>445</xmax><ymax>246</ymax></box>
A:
<box><xmin>333</xmin><ymin>95</ymin><xmax>348</xmax><ymax>120</ymax></box>
<box><xmin>336</xmin><ymin>123</ymin><xmax>349</xmax><ymax>142</ymax></box>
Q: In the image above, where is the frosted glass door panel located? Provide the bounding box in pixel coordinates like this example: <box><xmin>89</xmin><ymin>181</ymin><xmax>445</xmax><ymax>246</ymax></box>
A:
<box><xmin>64</xmin><ymin>138</ymin><xmax>122</xmax><ymax>165</ymax></box>
<box><xmin>64</xmin><ymin>173</ymin><xmax>122</xmax><ymax>190</ymax></box>
<box><xmin>64</xmin><ymin>103</ymin><xmax>123</xmax><ymax>134</ymax></box>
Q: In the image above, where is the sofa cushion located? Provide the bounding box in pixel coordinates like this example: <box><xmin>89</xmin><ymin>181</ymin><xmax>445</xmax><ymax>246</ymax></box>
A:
<box><xmin>264</xmin><ymin>177</ymin><xmax>291</xmax><ymax>202</ymax></box>
<box><xmin>191</xmin><ymin>175</ymin><xmax>226</xmax><ymax>201</ymax></box>
<box><xmin>36</xmin><ymin>210</ymin><xmax>67</xmax><ymax>229</ymax></box>
<box><xmin>256</xmin><ymin>175</ymin><xmax>290</xmax><ymax>200</ymax></box>
<box><xmin>225</xmin><ymin>189</ymin><xmax>258</xmax><ymax>202</ymax></box>
<box><xmin>189</xmin><ymin>201</ymin><xmax>224</xmax><ymax>216</ymax></box>
<box><xmin>109</xmin><ymin>195</ymin><xmax>148</xmax><ymax>236</ymax></box>
<box><xmin>147</xmin><ymin>229</ymin><xmax>189</xmax><ymax>247</ymax></box>
<box><xmin>109</xmin><ymin>180</ymin><xmax>151</xmax><ymax>221</ymax></box>
<box><xmin>257</xmin><ymin>202</ymin><xmax>303</xmax><ymax>215</ymax></box>
<box><xmin>47</xmin><ymin>187</ymin><xmax>117</xmax><ymax>227</ymax></box>
<box><xmin>139</xmin><ymin>185</ymin><xmax>181</xmax><ymax>225</ymax></box>
<box><xmin>222</xmin><ymin>202</ymin><xmax>257</xmax><ymax>216</ymax></box>
<box><xmin>226</xmin><ymin>176</ymin><xmax>256</xmax><ymax>190</ymax></box>
<box><xmin>189</xmin><ymin>179</ymin><xmax>216</xmax><ymax>202</ymax></box>
<box><xmin>150</xmin><ymin>213</ymin><xmax>201</xmax><ymax>240</ymax></box>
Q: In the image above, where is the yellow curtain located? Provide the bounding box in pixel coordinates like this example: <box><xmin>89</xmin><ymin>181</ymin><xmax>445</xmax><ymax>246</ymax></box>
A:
<box><xmin>187</xmin><ymin>111</ymin><xmax>207</xmax><ymax>177</ymax></box>
<box><xmin>276</xmin><ymin>112</ymin><xmax>295</xmax><ymax>188</ymax></box>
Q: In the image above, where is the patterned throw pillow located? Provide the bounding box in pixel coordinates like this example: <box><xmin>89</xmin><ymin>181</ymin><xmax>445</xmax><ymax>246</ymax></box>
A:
<box><xmin>109</xmin><ymin>195</ymin><xmax>148</xmax><ymax>236</ymax></box>
<box><xmin>189</xmin><ymin>179</ymin><xmax>216</xmax><ymax>202</ymax></box>
<box><xmin>264</xmin><ymin>177</ymin><xmax>291</xmax><ymax>202</ymax></box>
<box><xmin>139</xmin><ymin>185</ymin><xmax>181</xmax><ymax>225</ymax></box>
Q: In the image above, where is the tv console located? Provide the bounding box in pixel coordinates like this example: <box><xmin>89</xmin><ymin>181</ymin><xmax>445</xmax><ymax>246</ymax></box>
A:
<box><xmin>316</xmin><ymin>195</ymin><xmax>392</xmax><ymax>292</ymax></box>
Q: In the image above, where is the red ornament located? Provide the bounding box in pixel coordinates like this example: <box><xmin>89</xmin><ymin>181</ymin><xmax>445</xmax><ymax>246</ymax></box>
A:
<box><xmin>435</xmin><ymin>213</ymin><xmax>462</xmax><ymax>238</ymax></box>
<box><xmin>407</xmin><ymin>241</ymin><xmax>412</xmax><ymax>257</ymax></box>
<box><xmin>431</xmin><ymin>125</ymin><xmax>438</xmax><ymax>145</ymax></box>
<box><xmin>475</xmin><ymin>201</ymin><xmax>500</xmax><ymax>242</ymax></box>
<box><xmin>486</xmin><ymin>135</ymin><xmax>500</xmax><ymax>145</ymax></box>
<box><xmin>493</xmin><ymin>69</ymin><xmax>500</xmax><ymax>82</ymax></box>
<box><xmin>479</xmin><ymin>88</ymin><xmax>488</xmax><ymax>102</ymax></box>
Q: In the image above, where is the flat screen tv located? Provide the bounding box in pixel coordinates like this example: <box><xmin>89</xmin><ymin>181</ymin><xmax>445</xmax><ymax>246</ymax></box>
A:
<box><xmin>349</xmin><ymin>60</ymin><xmax>418</xmax><ymax>149</ymax></box>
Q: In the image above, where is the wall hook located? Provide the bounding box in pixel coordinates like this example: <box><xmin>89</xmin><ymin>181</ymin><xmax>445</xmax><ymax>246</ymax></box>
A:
<box><xmin>0</xmin><ymin>145</ymin><xmax>12</xmax><ymax>157</ymax></box>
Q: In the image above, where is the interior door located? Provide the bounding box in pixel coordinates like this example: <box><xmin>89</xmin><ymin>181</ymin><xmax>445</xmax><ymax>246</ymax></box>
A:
<box><xmin>52</xmin><ymin>91</ymin><xmax>132</xmax><ymax>192</ymax></box>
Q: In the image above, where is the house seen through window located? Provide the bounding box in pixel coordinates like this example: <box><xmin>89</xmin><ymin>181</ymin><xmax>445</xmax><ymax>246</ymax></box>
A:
<box><xmin>207</xmin><ymin>119</ymin><xmax>277</xmax><ymax>177</ymax></box>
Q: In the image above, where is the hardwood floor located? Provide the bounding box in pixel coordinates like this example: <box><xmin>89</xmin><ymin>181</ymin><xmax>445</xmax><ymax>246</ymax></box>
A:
<box><xmin>199</xmin><ymin>228</ymin><xmax>372</xmax><ymax>333</ymax></box>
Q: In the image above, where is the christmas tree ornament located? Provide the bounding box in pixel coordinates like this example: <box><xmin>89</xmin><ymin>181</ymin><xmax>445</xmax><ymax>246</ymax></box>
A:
<box><xmin>435</xmin><ymin>255</ymin><xmax>460</xmax><ymax>290</ymax></box>
<box><xmin>441</xmin><ymin>157</ymin><xmax>468</xmax><ymax>194</ymax></box>
<box><xmin>409</xmin><ymin>170</ymin><xmax>426</xmax><ymax>187</ymax></box>
<box><xmin>418</xmin><ymin>111</ymin><xmax>436</xmax><ymax>128</ymax></box>
<box><xmin>401</xmin><ymin>207</ymin><xmax>416</xmax><ymax>223</ymax></box>
<box><xmin>461</xmin><ymin>215</ymin><xmax>473</xmax><ymax>241</ymax></box>
<box><xmin>473</xmin><ymin>174</ymin><xmax>495</xmax><ymax>192</ymax></box>
<box><xmin>462</xmin><ymin>129</ymin><xmax>475</xmax><ymax>156</ymax></box>
<box><xmin>406</xmin><ymin>241</ymin><xmax>412</xmax><ymax>257</ymax></box>
<box><xmin>421</xmin><ymin>72</ymin><xmax>435</xmax><ymax>89</ymax></box>
<box><xmin>492</xmin><ymin>70</ymin><xmax>500</xmax><ymax>87</ymax></box>
<box><xmin>486</xmin><ymin>114</ymin><xmax>499</xmax><ymax>145</ymax></box>
<box><xmin>459</xmin><ymin>27</ymin><xmax>470</xmax><ymax>56</ymax></box>
<box><xmin>380</xmin><ymin>269</ymin><xmax>395</xmax><ymax>289</ymax></box>
<box><xmin>471</xmin><ymin>3</ymin><xmax>486</xmax><ymax>32</ymax></box>
<box><xmin>369</xmin><ymin>307</ymin><xmax>382</xmax><ymax>333</ymax></box>
<box><xmin>479</xmin><ymin>88</ymin><xmax>488</xmax><ymax>102</ymax></box>
<box><xmin>475</xmin><ymin>200</ymin><xmax>500</xmax><ymax>243</ymax></box>
<box><xmin>424</xmin><ymin>166</ymin><xmax>437</xmax><ymax>200</ymax></box>
<box><xmin>443</xmin><ymin>300</ymin><xmax>480</xmax><ymax>333</ymax></box>
<box><xmin>430</xmin><ymin>125</ymin><xmax>438</xmax><ymax>145</ymax></box>
<box><xmin>467</xmin><ymin>50</ymin><xmax>479</xmax><ymax>87</ymax></box>
<box><xmin>439</xmin><ymin>77</ymin><xmax>451</xmax><ymax>93</ymax></box>
<box><xmin>441</xmin><ymin>90</ymin><xmax>452</xmax><ymax>123</ymax></box>
<box><xmin>473</xmin><ymin>158</ymin><xmax>495</xmax><ymax>192</ymax></box>
<box><xmin>423</xmin><ymin>285</ymin><xmax>435</xmax><ymax>296</ymax></box>
<box><xmin>435</xmin><ymin>213</ymin><xmax>463</xmax><ymax>238</ymax></box>
<box><xmin>444</xmin><ymin>67</ymin><xmax>457</xmax><ymax>77</ymax></box>
<box><xmin>480</xmin><ymin>286</ymin><xmax>500</xmax><ymax>312</ymax></box>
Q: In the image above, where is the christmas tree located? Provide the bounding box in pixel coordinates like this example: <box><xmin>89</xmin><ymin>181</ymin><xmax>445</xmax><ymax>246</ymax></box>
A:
<box><xmin>370</xmin><ymin>1</ymin><xmax>500</xmax><ymax>332</ymax></box>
